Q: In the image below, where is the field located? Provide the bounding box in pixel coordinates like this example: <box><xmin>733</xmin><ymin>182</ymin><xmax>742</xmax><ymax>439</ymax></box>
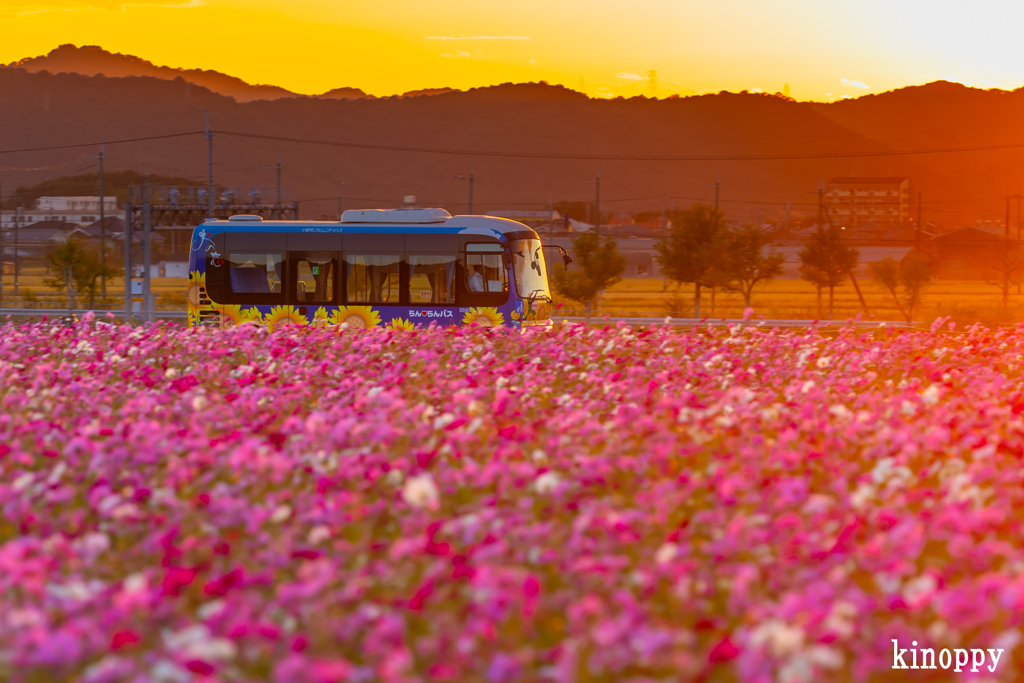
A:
<box><xmin>2</xmin><ymin>319</ymin><xmax>1024</xmax><ymax>682</ymax></box>
<box><xmin>556</xmin><ymin>278</ymin><xmax>1024</xmax><ymax>329</ymax></box>
<box><xmin>6</xmin><ymin>269</ymin><xmax>1024</xmax><ymax>329</ymax></box>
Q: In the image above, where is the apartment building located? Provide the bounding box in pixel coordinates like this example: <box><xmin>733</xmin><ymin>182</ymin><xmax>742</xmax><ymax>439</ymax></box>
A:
<box><xmin>825</xmin><ymin>177</ymin><xmax>910</xmax><ymax>226</ymax></box>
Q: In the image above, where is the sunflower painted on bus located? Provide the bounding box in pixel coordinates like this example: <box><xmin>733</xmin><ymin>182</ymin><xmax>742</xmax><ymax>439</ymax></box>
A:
<box><xmin>187</xmin><ymin>209</ymin><xmax>568</xmax><ymax>330</ymax></box>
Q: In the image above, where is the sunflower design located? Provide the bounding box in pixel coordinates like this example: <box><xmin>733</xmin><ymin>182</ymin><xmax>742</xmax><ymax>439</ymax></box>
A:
<box><xmin>265</xmin><ymin>305</ymin><xmax>307</xmax><ymax>331</ymax></box>
<box><xmin>188</xmin><ymin>309</ymin><xmax>203</xmax><ymax>328</ymax></box>
<box><xmin>241</xmin><ymin>307</ymin><xmax>264</xmax><ymax>324</ymax></box>
<box><xmin>462</xmin><ymin>307</ymin><xmax>505</xmax><ymax>328</ymax></box>
<box><xmin>311</xmin><ymin>307</ymin><xmax>332</xmax><ymax>328</ymax></box>
<box><xmin>219</xmin><ymin>305</ymin><xmax>244</xmax><ymax>327</ymax></box>
<box><xmin>218</xmin><ymin>305</ymin><xmax>261</xmax><ymax>327</ymax></box>
<box><xmin>330</xmin><ymin>306</ymin><xmax>382</xmax><ymax>329</ymax></box>
<box><xmin>511</xmin><ymin>310</ymin><xmax>520</xmax><ymax>320</ymax></box>
<box><xmin>385</xmin><ymin>317</ymin><xmax>416</xmax><ymax>331</ymax></box>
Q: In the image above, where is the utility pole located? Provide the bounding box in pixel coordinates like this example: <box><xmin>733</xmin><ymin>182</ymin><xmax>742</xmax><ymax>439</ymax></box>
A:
<box><xmin>814</xmin><ymin>180</ymin><xmax>824</xmax><ymax>228</ymax></box>
<box><xmin>13</xmin><ymin>189</ymin><xmax>18</xmax><ymax>296</ymax></box>
<box><xmin>585</xmin><ymin>168</ymin><xmax>601</xmax><ymax>236</ymax></box>
<box><xmin>264</xmin><ymin>151</ymin><xmax>283</xmax><ymax>207</ymax></box>
<box><xmin>86</xmin><ymin>141</ymin><xmax>107</xmax><ymax>299</ymax></box>
<box><xmin>337</xmin><ymin>181</ymin><xmax>345</xmax><ymax>221</ymax></box>
<box><xmin>714</xmin><ymin>173</ymin><xmax>720</xmax><ymax>214</ymax></box>
<box><xmin>456</xmin><ymin>165</ymin><xmax>475</xmax><ymax>215</ymax></box>
<box><xmin>916</xmin><ymin>191</ymin><xmax>922</xmax><ymax>253</ymax></box>
<box><xmin>124</xmin><ymin>192</ymin><xmax>133</xmax><ymax>323</ymax></box>
<box><xmin>143</xmin><ymin>174</ymin><xmax>153</xmax><ymax>323</ymax></box>
<box><xmin>1005</xmin><ymin>194</ymin><xmax>1012</xmax><ymax>303</ymax></box>
<box><xmin>661</xmin><ymin>192</ymin><xmax>667</xmax><ymax>289</ymax></box>
<box><xmin>205</xmin><ymin>110</ymin><xmax>215</xmax><ymax>220</ymax></box>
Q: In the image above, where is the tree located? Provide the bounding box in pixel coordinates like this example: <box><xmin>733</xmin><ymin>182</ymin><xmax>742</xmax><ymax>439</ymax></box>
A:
<box><xmin>551</xmin><ymin>232</ymin><xmax>626</xmax><ymax>321</ymax></box>
<box><xmin>868</xmin><ymin>253</ymin><xmax>932</xmax><ymax>323</ymax></box>
<box><xmin>985</xmin><ymin>242</ymin><xmax>1022</xmax><ymax>312</ymax></box>
<box><xmin>45</xmin><ymin>237</ymin><xmax>120</xmax><ymax>311</ymax></box>
<box><xmin>798</xmin><ymin>226</ymin><xmax>859</xmax><ymax>320</ymax></box>
<box><xmin>654</xmin><ymin>205</ymin><xmax>732</xmax><ymax>317</ymax></box>
<box><xmin>726</xmin><ymin>224</ymin><xmax>785</xmax><ymax>308</ymax></box>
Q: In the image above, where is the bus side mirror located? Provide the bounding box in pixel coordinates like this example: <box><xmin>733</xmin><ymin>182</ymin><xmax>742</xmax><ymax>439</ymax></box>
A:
<box><xmin>542</xmin><ymin>244</ymin><xmax>572</xmax><ymax>271</ymax></box>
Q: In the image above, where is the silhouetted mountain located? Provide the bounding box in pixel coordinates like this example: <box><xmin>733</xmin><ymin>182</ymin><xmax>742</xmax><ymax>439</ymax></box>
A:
<box><xmin>401</xmin><ymin>87</ymin><xmax>456</xmax><ymax>98</ymax></box>
<box><xmin>316</xmin><ymin>87</ymin><xmax>372</xmax><ymax>100</ymax></box>
<box><xmin>2</xmin><ymin>62</ymin><xmax>1018</xmax><ymax>225</ymax></box>
<box><xmin>6</xmin><ymin>44</ymin><xmax>299</xmax><ymax>102</ymax></box>
<box><xmin>6</xmin><ymin>45</ymin><xmax>456</xmax><ymax>104</ymax></box>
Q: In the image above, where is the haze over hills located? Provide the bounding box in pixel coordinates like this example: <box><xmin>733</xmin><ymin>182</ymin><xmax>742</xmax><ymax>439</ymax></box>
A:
<box><xmin>2</xmin><ymin>48</ymin><xmax>1024</xmax><ymax>225</ymax></box>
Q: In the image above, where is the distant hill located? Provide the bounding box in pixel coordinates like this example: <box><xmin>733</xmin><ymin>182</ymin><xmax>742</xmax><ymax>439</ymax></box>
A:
<box><xmin>400</xmin><ymin>87</ymin><xmax>456</xmax><ymax>98</ymax></box>
<box><xmin>0</xmin><ymin>170</ymin><xmax>204</xmax><ymax>211</ymax></box>
<box><xmin>315</xmin><ymin>87</ymin><xmax>372</xmax><ymax>101</ymax></box>
<box><xmin>3</xmin><ymin>45</ymin><xmax>451</xmax><ymax>103</ymax></box>
<box><xmin>2</xmin><ymin>57</ymin><xmax>1023</xmax><ymax>225</ymax></box>
<box><xmin>6</xmin><ymin>44</ymin><xmax>302</xmax><ymax>103</ymax></box>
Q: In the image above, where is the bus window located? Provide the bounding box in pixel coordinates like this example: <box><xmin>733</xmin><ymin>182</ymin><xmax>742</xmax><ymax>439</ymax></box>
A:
<box><xmin>465</xmin><ymin>245</ymin><xmax>507</xmax><ymax>292</ymax></box>
<box><xmin>345</xmin><ymin>254</ymin><xmax>401</xmax><ymax>304</ymax></box>
<box><xmin>408</xmin><ymin>255</ymin><xmax>456</xmax><ymax>304</ymax></box>
<box><xmin>293</xmin><ymin>253</ymin><xmax>337</xmax><ymax>304</ymax></box>
<box><xmin>460</xmin><ymin>243</ymin><xmax>508</xmax><ymax>306</ymax></box>
<box><xmin>228</xmin><ymin>253</ymin><xmax>283</xmax><ymax>294</ymax></box>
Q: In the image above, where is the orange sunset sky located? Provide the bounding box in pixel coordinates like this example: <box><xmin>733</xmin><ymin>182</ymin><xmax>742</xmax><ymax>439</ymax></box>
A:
<box><xmin>2</xmin><ymin>0</ymin><xmax>1024</xmax><ymax>100</ymax></box>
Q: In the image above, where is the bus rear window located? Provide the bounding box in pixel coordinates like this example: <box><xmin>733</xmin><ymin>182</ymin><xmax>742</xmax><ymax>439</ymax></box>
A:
<box><xmin>229</xmin><ymin>253</ymin><xmax>283</xmax><ymax>294</ymax></box>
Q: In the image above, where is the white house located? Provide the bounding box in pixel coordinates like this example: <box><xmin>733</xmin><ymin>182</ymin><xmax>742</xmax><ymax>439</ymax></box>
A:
<box><xmin>0</xmin><ymin>196</ymin><xmax>120</xmax><ymax>228</ymax></box>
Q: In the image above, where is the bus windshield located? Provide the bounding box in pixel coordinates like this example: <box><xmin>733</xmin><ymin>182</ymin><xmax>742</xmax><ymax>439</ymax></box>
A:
<box><xmin>512</xmin><ymin>239</ymin><xmax>550</xmax><ymax>301</ymax></box>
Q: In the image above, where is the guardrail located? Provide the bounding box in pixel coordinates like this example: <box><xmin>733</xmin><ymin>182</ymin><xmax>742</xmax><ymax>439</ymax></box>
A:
<box><xmin>552</xmin><ymin>316</ymin><xmax>919</xmax><ymax>329</ymax></box>
<box><xmin>0</xmin><ymin>308</ymin><xmax>187</xmax><ymax>320</ymax></box>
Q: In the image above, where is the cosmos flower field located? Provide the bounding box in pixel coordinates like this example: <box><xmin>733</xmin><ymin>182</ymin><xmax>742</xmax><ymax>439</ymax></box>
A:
<box><xmin>3</xmin><ymin>317</ymin><xmax>1024</xmax><ymax>682</ymax></box>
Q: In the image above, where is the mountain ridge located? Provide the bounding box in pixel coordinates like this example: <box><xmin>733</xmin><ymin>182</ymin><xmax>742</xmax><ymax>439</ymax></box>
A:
<box><xmin>4</xmin><ymin>45</ymin><xmax>469</xmax><ymax>103</ymax></box>
<box><xmin>1</xmin><ymin>59</ymin><xmax>1021</xmax><ymax>226</ymax></box>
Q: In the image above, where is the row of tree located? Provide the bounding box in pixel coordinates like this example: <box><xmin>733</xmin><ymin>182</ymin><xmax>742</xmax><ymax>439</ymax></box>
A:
<box><xmin>43</xmin><ymin>238</ymin><xmax>120</xmax><ymax>310</ymax></box>
<box><xmin>552</xmin><ymin>204</ymin><xmax>933</xmax><ymax>323</ymax></box>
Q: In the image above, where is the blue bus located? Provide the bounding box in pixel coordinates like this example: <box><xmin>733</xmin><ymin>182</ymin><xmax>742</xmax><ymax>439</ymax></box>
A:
<box><xmin>187</xmin><ymin>208</ymin><xmax>566</xmax><ymax>330</ymax></box>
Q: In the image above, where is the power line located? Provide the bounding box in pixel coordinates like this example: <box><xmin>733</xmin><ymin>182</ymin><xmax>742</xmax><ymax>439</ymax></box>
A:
<box><xmin>0</xmin><ymin>131</ymin><xmax>203</xmax><ymax>156</ymax></box>
<box><xmin>0</xmin><ymin>159</ymin><xmax>83</xmax><ymax>172</ymax></box>
<box><xmin>215</xmin><ymin>129</ymin><xmax>1024</xmax><ymax>161</ymax></box>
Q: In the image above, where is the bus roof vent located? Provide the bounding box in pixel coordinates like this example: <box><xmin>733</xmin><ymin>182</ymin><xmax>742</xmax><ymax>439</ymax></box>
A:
<box><xmin>341</xmin><ymin>208</ymin><xmax>452</xmax><ymax>224</ymax></box>
<box><xmin>228</xmin><ymin>214</ymin><xmax>264</xmax><ymax>222</ymax></box>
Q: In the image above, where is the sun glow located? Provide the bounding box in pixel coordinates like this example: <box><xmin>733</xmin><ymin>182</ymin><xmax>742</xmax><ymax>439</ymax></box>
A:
<box><xmin>5</xmin><ymin>0</ymin><xmax>1024</xmax><ymax>100</ymax></box>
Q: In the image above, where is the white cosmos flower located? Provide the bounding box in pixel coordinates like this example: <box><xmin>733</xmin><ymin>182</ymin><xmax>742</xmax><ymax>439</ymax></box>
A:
<box><xmin>403</xmin><ymin>474</ymin><xmax>440</xmax><ymax>509</ymax></box>
<box><xmin>534</xmin><ymin>471</ymin><xmax>562</xmax><ymax>494</ymax></box>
